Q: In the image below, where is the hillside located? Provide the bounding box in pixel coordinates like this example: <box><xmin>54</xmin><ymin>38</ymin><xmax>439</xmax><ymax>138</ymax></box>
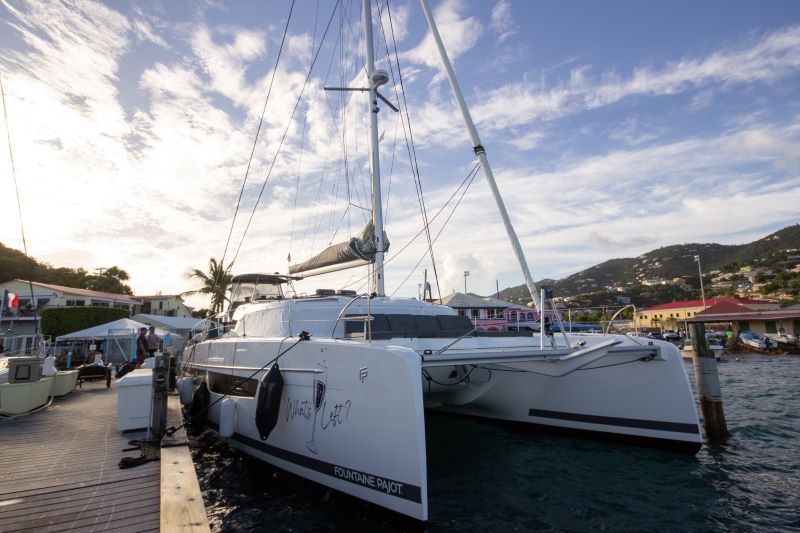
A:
<box><xmin>0</xmin><ymin>242</ymin><xmax>134</xmax><ymax>295</ymax></box>
<box><xmin>498</xmin><ymin>224</ymin><xmax>800</xmax><ymax>307</ymax></box>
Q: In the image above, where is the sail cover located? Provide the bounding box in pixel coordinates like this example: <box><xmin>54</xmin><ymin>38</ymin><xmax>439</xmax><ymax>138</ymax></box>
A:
<box><xmin>289</xmin><ymin>221</ymin><xmax>389</xmax><ymax>275</ymax></box>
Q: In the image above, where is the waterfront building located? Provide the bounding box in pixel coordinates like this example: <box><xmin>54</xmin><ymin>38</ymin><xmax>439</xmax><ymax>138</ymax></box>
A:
<box><xmin>635</xmin><ymin>297</ymin><xmax>780</xmax><ymax>330</ymax></box>
<box><xmin>0</xmin><ymin>279</ymin><xmax>143</xmax><ymax>342</ymax></box>
<box><xmin>688</xmin><ymin>302</ymin><xmax>800</xmax><ymax>338</ymax></box>
<box><xmin>137</xmin><ymin>294</ymin><xmax>193</xmax><ymax>318</ymax></box>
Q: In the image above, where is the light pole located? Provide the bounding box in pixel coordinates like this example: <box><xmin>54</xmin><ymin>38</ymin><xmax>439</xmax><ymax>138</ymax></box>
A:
<box><xmin>694</xmin><ymin>255</ymin><xmax>707</xmax><ymax>309</ymax></box>
<box><xmin>463</xmin><ymin>270</ymin><xmax>470</xmax><ymax>294</ymax></box>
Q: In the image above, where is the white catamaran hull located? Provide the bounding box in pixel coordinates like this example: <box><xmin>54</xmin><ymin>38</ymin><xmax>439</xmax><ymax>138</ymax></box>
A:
<box><xmin>181</xmin><ymin>330</ymin><xmax>700</xmax><ymax>521</ymax></box>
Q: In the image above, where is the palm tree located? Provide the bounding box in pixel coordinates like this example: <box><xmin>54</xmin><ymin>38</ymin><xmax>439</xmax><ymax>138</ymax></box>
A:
<box><xmin>184</xmin><ymin>258</ymin><xmax>232</xmax><ymax>316</ymax></box>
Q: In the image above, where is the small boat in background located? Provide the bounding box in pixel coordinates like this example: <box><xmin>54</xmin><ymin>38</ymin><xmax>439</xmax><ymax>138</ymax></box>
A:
<box><xmin>681</xmin><ymin>337</ymin><xmax>724</xmax><ymax>359</ymax></box>
<box><xmin>737</xmin><ymin>331</ymin><xmax>782</xmax><ymax>353</ymax></box>
<box><xmin>763</xmin><ymin>332</ymin><xmax>800</xmax><ymax>350</ymax></box>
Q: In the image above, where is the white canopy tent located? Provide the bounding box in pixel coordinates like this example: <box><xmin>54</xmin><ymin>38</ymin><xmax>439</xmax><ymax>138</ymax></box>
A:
<box><xmin>56</xmin><ymin>318</ymin><xmax>178</xmax><ymax>365</ymax></box>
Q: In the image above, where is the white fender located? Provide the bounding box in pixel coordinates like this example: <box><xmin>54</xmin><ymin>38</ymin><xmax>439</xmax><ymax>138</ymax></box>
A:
<box><xmin>178</xmin><ymin>377</ymin><xmax>195</xmax><ymax>405</ymax></box>
<box><xmin>219</xmin><ymin>397</ymin><xmax>237</xmax><ymax>438</ymax></box>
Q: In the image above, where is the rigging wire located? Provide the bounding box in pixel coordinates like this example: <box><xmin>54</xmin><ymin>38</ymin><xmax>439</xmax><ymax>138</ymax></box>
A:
<box><xmin>221</xmin><ymin>0</ymin><xmax>296</xmax><ymax>269</ymax></box>
<box><xmin>230</xmin><ymin>0</ymin><xmax>342</xmax><ymax>269</ymax></box>
<box><xmin>381</xmin><ymin>0</ymin><xmax>442</xmax><ymax>301</ymax></box>
<box><xmin>0</xmin><ymin>75</ymin><xmax>38</xmax><ymax>336</ymax></box>
<box><xmin>390</xmin><ymin>162</ymin><xmax>480</xmax><ymax>296</ymax></box>
<box><xmin>344</xmin><ymin>161</ymin><xmax>479</xmax><ymax>292</ymax></box>
<box><xmin>288</xmin><ymin>0</ymin><xmax>321</xmax><ymax>264</ymax></box>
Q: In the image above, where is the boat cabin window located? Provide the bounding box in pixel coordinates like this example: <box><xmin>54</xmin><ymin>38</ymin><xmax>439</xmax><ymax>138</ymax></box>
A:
<box><xmin>230</xmin><ymin>281</ymin><xmax>284</xmax><ymax>307</ymax></box>
<box><xmin>344</xmin><ymin>314</ymin><xmax>477</xmax><ymax>339</ymax></box>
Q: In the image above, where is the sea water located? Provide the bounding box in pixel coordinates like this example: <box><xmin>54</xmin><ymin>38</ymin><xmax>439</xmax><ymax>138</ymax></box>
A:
<box><xmin>193</xmin><ymin>353</ymin><xmax>800</xmax><ymax>531</ymax></box>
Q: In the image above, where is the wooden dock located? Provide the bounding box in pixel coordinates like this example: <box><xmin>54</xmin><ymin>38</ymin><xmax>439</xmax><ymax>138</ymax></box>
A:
<box><xmin>0</xmin><ymin>380</ymin><xmax>209</xmax><ymax>532</ymax></box>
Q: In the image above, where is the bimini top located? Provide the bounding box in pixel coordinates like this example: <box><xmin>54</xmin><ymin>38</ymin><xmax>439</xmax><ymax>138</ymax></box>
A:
<box><xmin>231</xmin><ymin>273</ymin><xmax>295</xmax><ymax>285</ymax></box>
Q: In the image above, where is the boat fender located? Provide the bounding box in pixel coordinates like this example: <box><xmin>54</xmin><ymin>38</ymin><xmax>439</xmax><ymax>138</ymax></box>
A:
<box><xmin>255</xmin><ymin>363</ymin><xmax>284</xmax><ymax>441</ymax></box>
<box><xmin>219</xmin><ymin>398</ymin><xmax>237</xmax><ymax>438</ymax></box>
<box><xmin>187</xmin><ymin>380</ymin><xmax>210</xmax><ymax>430</ymax></box>
<box><xmin>177</xmin><ymin>377</ymin><xmax>195</xmax><ymax>405</ymax></box>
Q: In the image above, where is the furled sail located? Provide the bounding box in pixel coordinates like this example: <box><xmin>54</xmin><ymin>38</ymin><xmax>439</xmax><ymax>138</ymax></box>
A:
<box><xmin>289</xmin><ymin>221</ymin><xmax>389</xmax><ymax>275</ymax></box>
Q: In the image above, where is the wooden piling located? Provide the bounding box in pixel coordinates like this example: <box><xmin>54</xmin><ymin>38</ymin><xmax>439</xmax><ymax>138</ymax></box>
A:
<box><xmin>690</xmin><ymin>323</ymin><xmax>729</xmax><ymax>441</ymax></box>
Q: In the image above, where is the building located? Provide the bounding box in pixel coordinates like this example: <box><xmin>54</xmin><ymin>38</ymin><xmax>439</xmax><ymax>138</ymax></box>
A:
<box><xmin>438</xmin><ymin>292</ymin><xmax>561</xmax><ymax>331</ymax></box>
<box><xmin>635</xmin><ymin>297</ymin><xmax>780</xmax><ymax>330</ymax></box>
<box><xmin>688</xmin><ymin>302</ymin><xmax>800</xmax><ymax>338</ymax></box>
<box><xmin>0</xmin><ymin>279</ymin><xmax>143</xmax><ymax>348</ymax></box>
<box><xmin>137</xmin><ymin>295</ymin><xmax>193</xmax><ymax>318</ymax></box>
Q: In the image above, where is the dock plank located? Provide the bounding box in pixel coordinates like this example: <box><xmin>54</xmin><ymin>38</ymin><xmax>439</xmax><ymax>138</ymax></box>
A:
<box><xmin>0</xmin><ymin>382</ymin><xmax>159</xmax><ymax>533</ymax></box>
<box><xmin>160</xmin><ymin>394</ymin><xmax>211</xmax><ymax>532</ymax></box>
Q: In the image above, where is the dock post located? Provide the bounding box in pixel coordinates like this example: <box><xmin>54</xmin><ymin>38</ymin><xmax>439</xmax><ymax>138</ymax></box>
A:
<box><xmin>690</xmin><ymin>323</ymin><xmax>729</xmax><ymax>441</ymax></box>
<box><xmin>151</xmin><ymin>354</ymin><xmax>169</xmax><ymax>438</ymax></box>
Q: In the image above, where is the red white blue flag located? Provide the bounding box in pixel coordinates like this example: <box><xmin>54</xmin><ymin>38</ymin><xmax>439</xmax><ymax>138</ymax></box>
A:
<box><xmin>3</xmin><ymin>290</ymin><xmax>19</xmax><ymax>309</ymax></box>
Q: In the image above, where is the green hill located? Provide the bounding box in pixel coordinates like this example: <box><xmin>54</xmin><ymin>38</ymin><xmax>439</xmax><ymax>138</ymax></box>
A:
<box><xmin>498</xmin><ymin>224</ymin><xmax>800</xmax><ymax>306</ymax></box>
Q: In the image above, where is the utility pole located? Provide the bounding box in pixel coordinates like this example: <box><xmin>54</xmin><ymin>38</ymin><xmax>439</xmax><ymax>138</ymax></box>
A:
<box><xmin>495</xmin><ymin>279</ymin><xmax>500</xmax><ymax>299</ymax></box>
<box><xmin>463</xmin><ymin>270</ymin><xmax>470</xmax><ymax>294</ymax></box>
<box><xmin>694</xmin><ymin>255</ymin><xmax>707</xmax><ymax>309</ymax></box>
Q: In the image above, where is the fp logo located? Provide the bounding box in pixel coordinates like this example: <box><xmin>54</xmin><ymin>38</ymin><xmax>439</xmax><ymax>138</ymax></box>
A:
<box><xmin>359</xmin><ymin>367</ymin><xmax>368</xmax><ymax>383</ymax></box>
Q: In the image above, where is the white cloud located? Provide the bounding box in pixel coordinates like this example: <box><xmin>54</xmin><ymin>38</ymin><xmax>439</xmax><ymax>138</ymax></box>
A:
<box><xmin>490</xmin><ymin>0</ymin><xmax>517</xmax><ymax>44</ymax></box>
<box><xmin>1</xmin><ymin>0</ymin><xmax>798</xmax><ymax>308</ymax></box>
<box><xmin>402</xmin><ymin>25</ymin><xmax>800</xmax><ymax>147</ymax></box>
<box><xmin>402</xmin><ymin>0</ymin><xmax>483</xmax><ymax>70</ymax></box>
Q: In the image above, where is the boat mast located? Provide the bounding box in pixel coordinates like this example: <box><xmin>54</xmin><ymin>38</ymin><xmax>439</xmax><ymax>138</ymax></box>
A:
<box><xmin>363</xmin><ymin>0</ymin><xmax>386</xmax><ymax>296</ymax></box>
<box><xmin>418</xmin><ymin>0</ymin><xmax>541</xmax><ymax>312</ymax></box>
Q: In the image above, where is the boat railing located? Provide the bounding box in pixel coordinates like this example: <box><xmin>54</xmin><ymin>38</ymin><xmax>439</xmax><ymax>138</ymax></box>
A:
<box><xmin>0</xmin><ymin>334</ymin><xmax>51</xmax><ymax>357</ymax></box>
<box><xmin>331</xmin><ymin>294</ymin><xmax>372</xmax><ymax>340</ymax></box>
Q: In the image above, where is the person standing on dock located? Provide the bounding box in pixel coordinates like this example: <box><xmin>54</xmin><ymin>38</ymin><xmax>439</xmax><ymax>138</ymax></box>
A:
<box><xmin>135</xmin><ymin>327</ymin><xmax>149</xmax><ymax>368</ymax></box>
<box><xmin>146</xmin><ymin>326</ymin><xmax>160</xmax><ymax>358</ymax></box>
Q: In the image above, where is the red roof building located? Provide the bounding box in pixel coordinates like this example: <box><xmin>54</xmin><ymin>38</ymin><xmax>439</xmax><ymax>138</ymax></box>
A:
<box><xmin>635</xmin><ymin>297</ymin><xmax>780</xmax><ymax>329</ymax></box>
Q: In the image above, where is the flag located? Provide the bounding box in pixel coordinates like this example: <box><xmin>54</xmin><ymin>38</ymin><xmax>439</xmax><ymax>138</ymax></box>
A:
<box><xmin>2</xmin><ymin>290</ymin><xmax>19</xmax><ymax>309</ymax></box>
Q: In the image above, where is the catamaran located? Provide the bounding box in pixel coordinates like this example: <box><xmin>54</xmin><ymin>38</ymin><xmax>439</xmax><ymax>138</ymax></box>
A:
<box><xmin>177</xmin><ymin>0</ymin><xmax>701</xmax><ymax>521</ymax></box>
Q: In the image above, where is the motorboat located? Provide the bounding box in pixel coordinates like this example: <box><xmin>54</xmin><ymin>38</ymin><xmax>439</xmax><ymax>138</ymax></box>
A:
<box><xmin>681</xmin><ymin>337</ymin><xmax>724</xmax><ymax>359</ymax></box>
<box><xmin>177</xmin><ymin>0</ymin><xmax>701</xmax><ymax>522</ymax></box>
<box><xmin>763</xmin><ymin>331</ymin><xmax>800</xmax><ymax>349</ymax></box>
<box><xmin>737</xmin><ymin>331</ymin><xmax>773</xmax><ymax>352</ymax></box>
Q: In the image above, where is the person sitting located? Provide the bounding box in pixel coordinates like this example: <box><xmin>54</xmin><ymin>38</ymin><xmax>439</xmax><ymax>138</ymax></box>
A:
<box><xmin>91</xmin><ymin>349</ymin><xmax>106</xmax><ymax>366</ymax></box>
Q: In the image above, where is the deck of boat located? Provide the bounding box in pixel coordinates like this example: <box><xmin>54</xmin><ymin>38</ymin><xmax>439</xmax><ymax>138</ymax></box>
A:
<box><xmin>0</xmin><ymin>381</ymin><xmax>160</xmax><ymax>532</ymax></box>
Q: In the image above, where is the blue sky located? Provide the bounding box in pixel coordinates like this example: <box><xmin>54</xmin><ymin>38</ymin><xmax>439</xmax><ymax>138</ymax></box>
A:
<box><xmin>0</xmin><ymin>0</ymin><xmax>799</xmax><ymax>306</ymax></box>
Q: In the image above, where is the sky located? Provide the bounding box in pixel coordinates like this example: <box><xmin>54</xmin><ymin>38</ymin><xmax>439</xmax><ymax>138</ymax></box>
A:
<box><xmin>0</xmin><ymin>0</ymin><xmax>799</xmax><ymax>310</ymax></box>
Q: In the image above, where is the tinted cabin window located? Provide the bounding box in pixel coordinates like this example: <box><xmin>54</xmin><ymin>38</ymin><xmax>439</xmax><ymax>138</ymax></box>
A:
<box><xmin>345</xmin><ymin>314</ymin><xmax>390</xmax><ymax>336</ymax></box>
<box><xmin>437</xmin><ymin>315</ymin><xmax>474</xmax><ymax>336</ymax></box>
<box><xmin>413</xmin><ymin>315</ymin><xmax>440</xmax><ymax>338</ymax></box>
<box><xmin>387</xmin><ymin>314</ymin><xmax>416</xmax><ymax>337</ymax></box>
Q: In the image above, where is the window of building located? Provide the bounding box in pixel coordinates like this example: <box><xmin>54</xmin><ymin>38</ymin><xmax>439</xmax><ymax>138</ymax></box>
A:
<box><xmin>457</xmin><ymin>309</ymin><xmax>466</xmax><ymax>316</ymax></box>
<box><xmin>471</xmin><ymin>309</ymin><xmax>480</xmax><ymax>319</ymax></box>
<box><xmin>765</xmin><ymin>321</ymin><xmax>777</xmax><ymax>334</ymax></box>
<box><xmin>66</xmin><ymin>299</ymin><xmax>85</xmax><ymax>307</ymax></box>
<box><xmin>159</xmin><ymin>301</ymin><xmax>164</xmax><ymax>310</ymax></box>
<box><xmin>739</xmin><ymin>320</ymin><xmax>750</xmax><ymax>331</ymax></box>
<box><xmin>37</xmin><ymin>298</ymin><xmax>50</xmax><ymax>310</ymax></box>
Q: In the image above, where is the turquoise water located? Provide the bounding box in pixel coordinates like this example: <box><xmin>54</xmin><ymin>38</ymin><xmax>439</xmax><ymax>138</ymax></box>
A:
<box><xmin>193</xmin><ymin>353</ymin><xmax>800</xmax><ymax>531</ymax></box>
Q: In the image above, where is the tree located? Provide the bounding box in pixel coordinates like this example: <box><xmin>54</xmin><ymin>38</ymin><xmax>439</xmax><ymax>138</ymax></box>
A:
<box><xmin>86</xmin><ymin>266</ymin><xmax>133</xmax><ymax>295</ymax></box>
<box><xmin>184</xmin><ymin>258</ymin><xmax>232</xmax><ymax>316</ymax></box>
